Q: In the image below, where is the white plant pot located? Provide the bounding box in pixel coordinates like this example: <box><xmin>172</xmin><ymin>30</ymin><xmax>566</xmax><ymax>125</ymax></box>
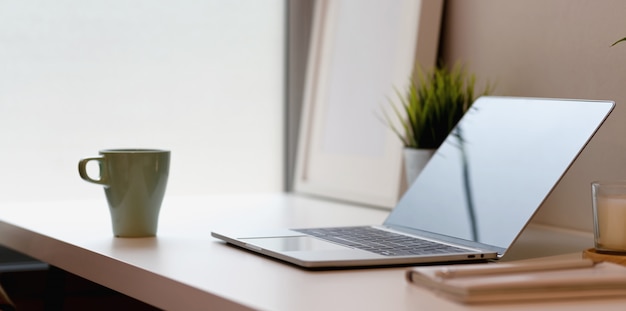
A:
<box><xmin>403</xmin><ymin>148</ymin><xmax>435</xmax><ymax>187</ymax></box>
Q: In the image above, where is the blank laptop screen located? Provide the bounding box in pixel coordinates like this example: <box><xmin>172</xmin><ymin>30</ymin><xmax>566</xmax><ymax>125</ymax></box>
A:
<box><xmin>384</xmin><ymin>97</ymin><xmax>613</xmax><ymax>250</ymax></box>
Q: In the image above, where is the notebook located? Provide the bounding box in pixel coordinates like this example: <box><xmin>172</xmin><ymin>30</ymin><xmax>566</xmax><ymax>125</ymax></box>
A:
<box><xmin>405</xmin><ymin>258</ymin><xmax>626</xmax><ymax>303</ymax></box>
<box><xmin>211</xmin><ymin>96</ymin><xmax>614</xmax><ymax>268</ymax></box>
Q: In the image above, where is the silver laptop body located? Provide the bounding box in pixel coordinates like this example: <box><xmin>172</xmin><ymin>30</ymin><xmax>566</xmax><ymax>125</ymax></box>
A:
<box><xmin>212</xmin><ymin>96</ymin><xmax>614</xmax><ymax>268</ymax></box>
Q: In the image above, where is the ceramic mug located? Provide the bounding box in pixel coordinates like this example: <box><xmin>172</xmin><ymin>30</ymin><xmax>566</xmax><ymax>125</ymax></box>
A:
<box><xmin>78</xmin><ymin>149</ymin><xmax>170</xmax><ymax>237</ymax></box>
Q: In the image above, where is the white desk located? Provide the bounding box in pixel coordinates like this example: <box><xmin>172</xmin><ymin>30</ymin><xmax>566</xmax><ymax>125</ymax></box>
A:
<box><xmin>0</xmin><ymin>193</ymin><xmax>625</xmax><ymax>310</ymax></box>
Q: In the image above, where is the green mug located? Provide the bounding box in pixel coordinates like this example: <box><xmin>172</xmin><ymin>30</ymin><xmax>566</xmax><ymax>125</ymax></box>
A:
<box><xmin>78</xmin><ymin>149</ymin><xmax>170</xmax><ymax>237</ymax></box>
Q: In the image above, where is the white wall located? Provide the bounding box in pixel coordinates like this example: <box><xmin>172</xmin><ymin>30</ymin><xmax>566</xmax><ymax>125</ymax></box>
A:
<box><xmin>0</xmin><ymin>0</ymin><xmax>285</xmax><ymax>202</ymax></box>
<box><xmin>441</xmin><ymin>0</ymin><xmax>626</xmax><ymax>232</ymax></box>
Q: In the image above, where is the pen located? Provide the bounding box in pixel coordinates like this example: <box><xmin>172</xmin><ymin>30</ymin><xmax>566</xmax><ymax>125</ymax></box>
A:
<box><xmin>434</xmin><ymin>258</ymin><xmax>597</xmax><ymax>279</ymax></box>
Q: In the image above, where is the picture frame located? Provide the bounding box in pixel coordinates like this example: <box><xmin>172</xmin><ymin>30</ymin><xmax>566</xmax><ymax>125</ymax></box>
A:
<box><xmin>294</xmin><ymin>0</ymin><xmax>443</xmax><ymax>208</ymax></box>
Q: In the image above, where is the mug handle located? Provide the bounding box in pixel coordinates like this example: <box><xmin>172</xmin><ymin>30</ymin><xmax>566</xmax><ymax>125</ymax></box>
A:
<box><xmin>78</xmin><ymin>157</ymin><xmax>108</xmax><ymax>185</ymax></box>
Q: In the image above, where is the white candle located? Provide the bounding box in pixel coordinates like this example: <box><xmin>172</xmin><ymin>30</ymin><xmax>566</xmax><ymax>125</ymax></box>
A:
<box><xmin>595</xmin><ymin>195</ymin><xmax>626</xmax><ymax>251</ymax></box>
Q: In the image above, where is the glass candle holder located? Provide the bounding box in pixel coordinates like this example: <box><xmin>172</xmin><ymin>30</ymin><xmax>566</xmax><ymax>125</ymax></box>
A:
<box><xmin>592</xmin><ymin>181</ymin><xmax>626</xmax><ymax>253</ymax></box>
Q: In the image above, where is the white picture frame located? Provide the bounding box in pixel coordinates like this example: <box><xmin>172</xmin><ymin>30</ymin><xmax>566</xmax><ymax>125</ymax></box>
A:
<box><xmin>294</xmin><ymin>0</ymin><xmax>443</xmax><ymax>208</ymax></box>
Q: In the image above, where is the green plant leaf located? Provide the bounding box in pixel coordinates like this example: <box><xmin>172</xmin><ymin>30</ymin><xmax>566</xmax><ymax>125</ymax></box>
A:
<box><xmin>381</xmin><ymin>62</ymin><xmax>493</xmax><ymax>149</ymax></box>
<box><xmin>612</xmin><ymin>37</ymin><xmax>626</xmax><ymax>47</ymax></box>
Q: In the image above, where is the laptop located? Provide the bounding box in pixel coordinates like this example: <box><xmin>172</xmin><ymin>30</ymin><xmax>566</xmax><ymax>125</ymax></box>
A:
<box><xmin>212</xmin><ymin>96</ymin><xmax>614</xmax><ymax>268</ymax></box>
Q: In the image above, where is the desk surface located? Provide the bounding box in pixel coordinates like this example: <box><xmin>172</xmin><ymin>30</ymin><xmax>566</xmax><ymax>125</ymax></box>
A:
<box><xmin>0</xmin><ymin>193</ymin><xmax>625</xmax><ymax>311</ymax></box>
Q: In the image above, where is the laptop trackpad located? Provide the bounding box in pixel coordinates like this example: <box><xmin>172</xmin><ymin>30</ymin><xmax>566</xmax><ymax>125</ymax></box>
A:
<box><xmin>241</xmin><ymin>236</ymin><xmax>348</xmax><ymax>252</ymax></box>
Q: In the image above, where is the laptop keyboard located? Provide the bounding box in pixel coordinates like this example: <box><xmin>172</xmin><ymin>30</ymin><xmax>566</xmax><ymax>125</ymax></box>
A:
<box><xmin>293</xmin><ymin>226</ymin><xmax>469</xmax><ymax>256</ymax></box>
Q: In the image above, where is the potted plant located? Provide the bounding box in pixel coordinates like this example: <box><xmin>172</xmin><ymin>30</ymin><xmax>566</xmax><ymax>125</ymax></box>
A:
<box><xmin>383</xmin><ymin>62</ymin><xmax>492</xmax><ymax>186</ymax></box>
